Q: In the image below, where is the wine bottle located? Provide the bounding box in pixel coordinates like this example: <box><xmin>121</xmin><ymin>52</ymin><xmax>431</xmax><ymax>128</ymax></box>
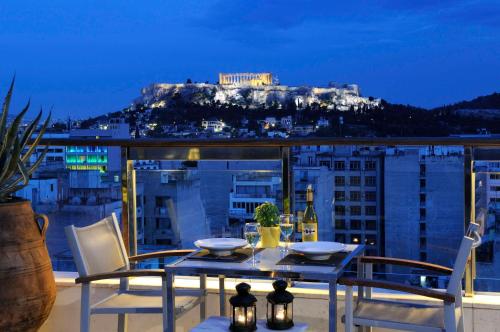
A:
<box><xmin>302</xmin><ymin>184</ymin><xmax>318</xmax><ymax>242</ymax></box>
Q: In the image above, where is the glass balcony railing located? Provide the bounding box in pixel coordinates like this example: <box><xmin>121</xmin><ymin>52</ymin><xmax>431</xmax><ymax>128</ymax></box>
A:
<box><xmin>25</xmin><ymin>137</ymin><xmax>500</xmax><ymax>294</ymax></box>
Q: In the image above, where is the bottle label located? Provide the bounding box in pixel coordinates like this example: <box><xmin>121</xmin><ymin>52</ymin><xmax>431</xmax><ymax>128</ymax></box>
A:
<box><xmin>302</xmin><ymin>223</ymin><xmax>318</xmax><ymax>242</ymax></box>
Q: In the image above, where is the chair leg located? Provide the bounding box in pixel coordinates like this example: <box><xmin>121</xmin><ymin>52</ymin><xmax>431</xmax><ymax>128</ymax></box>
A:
<box><xmin>345</xmin><ymin>286</ymin><xmax>354</xmax><ymax>332</ymax></box>
<box><xmin>81</xmin><ymin>283</ymin><xmax>91</xmax><ymax>332</ymax></box>
<box><xmin>118</xmin><ymin>314</ymin><xmax>128</xmax><ymax>332</ymax></box>
<box><xmin>444</xmin><ymin>303</ymin><xmax>458</xmax><ymax>332</ymax></box>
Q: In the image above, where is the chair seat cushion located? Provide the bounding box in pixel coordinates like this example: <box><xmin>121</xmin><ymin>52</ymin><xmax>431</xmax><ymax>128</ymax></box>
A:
<box><xmin>354</xmin><ymin>298</ymin><xmax>445</xmax><ymax>330</ymax></box>
<box><xmin>91</xmin><ymin>289</ymin><xmax>200</xmax><ymax>315</ymax></box>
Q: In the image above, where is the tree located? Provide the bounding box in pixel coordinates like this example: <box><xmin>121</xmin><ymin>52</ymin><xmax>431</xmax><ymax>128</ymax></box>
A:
<box><xmin>186</xmin><ymin>78</ymin><xmax>192</xmax><ymax>84</ymax></box>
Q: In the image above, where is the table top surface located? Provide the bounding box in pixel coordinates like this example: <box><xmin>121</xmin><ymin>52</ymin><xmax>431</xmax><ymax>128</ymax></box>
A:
<box><xmin>166</xmin><ymin>244</ymin><xmax>364</xmax><ymax>280</ymax></box>
<box><xmin>191</xmin><ymin>316</ymin><xmax>309</xmax><ymax>332</ymax></box>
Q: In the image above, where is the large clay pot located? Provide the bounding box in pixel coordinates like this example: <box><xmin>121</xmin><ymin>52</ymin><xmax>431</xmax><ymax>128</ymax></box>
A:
<box><xmin>0</xmin><ymin>199</ymin><xmax>56</xmax><ymax>332</ymax></box>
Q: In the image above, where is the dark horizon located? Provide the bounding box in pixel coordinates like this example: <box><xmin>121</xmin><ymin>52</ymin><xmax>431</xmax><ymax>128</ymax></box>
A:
<box><xmin>1</xmin><ymin>0</ymin><xmax>499</xmax><ymax>119</ymax></box>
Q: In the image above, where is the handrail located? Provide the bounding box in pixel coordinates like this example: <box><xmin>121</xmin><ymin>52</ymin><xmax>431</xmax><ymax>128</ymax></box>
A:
<box><xmin>36</xmin><ymin>136</ymin><xmax>500</xmax><ymax>147</ymax></box>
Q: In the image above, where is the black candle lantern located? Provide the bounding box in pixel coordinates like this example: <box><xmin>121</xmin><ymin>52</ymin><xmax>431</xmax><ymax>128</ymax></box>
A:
<box><xmin>229</xmin><ymin>283</ymin><xmax>257</xmax><ymax>332</ymax></box>
<box><xmin>266</xmin><ymin>280</ymin><xmax>294</xmax><ymax>330</ymax></box>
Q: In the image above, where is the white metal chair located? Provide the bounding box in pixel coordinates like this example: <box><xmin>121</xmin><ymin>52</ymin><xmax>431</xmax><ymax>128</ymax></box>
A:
<box><xmin>340</xmin><ymin>222</ymin><xmax>481</xmax><ymax>332</ymax></box>
<box><xmin>65</xmin><ymin>213</ymin><xmax>199</xmax><ymax>332</ymax></box>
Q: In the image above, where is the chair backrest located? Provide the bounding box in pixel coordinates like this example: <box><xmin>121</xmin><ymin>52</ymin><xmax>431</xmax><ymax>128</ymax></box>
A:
<box><xmin>65</xmin><ymin>213</ymin><xmax>130</xmax><ymax>277</ymax></box>
<box><xmin>446</xmin><ymin>222</ymin><xmax>480</xmax><ymax>297</ymax></box>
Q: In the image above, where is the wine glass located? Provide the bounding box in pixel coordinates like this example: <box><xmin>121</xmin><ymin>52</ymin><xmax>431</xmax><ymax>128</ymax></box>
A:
<box><xmin>244</xmin><ymin>222</ymin><xmax>261</xmax><ymax>266</ymax></box>
<box><xmin>279</xmin><ymin>214</ymin><xmax>295</xmax><ymax>254</ymax></box>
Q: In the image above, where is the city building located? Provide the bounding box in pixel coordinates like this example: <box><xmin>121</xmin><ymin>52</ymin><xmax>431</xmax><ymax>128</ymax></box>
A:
<box><xmin>219</xmin><ymin>72</ymin><xmax>273</xmax><ymax>86</ymax></box>
<box><xmin>201</xmin><ymin>119</ymin><xmax>226</xmax><ymax>133</ymax></box>
<box><xmin>66</xmin><ymin>119</ymin><xmax>129</xmax><ymax>173</ymax></box>
<box><xmin>292</xmin><ymin>145</ymin><xmax>384</xmax><ymax>255</ymax></box>
<box><xmin>228</xmin><ymin>174</ymin><xmax>281</xmax><ymax>225</ymax></box>
<box><xmin>384</xmin><ymin>147</ymin><xmax>464</xmax><ymax>276</ymax></box>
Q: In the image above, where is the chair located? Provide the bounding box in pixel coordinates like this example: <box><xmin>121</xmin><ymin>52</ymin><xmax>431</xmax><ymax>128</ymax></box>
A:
<box><xmin>340</xmin><ymin>222</ymin><xmax>481</xmax><ymax>332</ymax></box>
<box><xmin>65</xmin><ymin>213</ymin><xmax>199</xmax><ymax>332</ymax></box>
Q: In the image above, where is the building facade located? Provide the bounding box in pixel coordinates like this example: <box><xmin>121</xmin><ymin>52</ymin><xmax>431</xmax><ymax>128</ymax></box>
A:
<box><xmin>219</xmin><ymin>72</ymin><xmax>273</xmax><ymax>86</ymax></box>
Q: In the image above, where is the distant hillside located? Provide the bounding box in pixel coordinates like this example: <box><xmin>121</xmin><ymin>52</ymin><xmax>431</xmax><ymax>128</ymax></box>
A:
<box><xmin>432</xmin><ymin>92</ymin><xmax>500</xmax><ymax>118</ymax></box>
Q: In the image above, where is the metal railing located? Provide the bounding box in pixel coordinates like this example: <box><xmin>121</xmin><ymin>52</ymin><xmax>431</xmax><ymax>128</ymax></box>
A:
<box><xmin>37</xmin><ymin>136</ymin><xmax>500</xmax><ymax>296</ymax></box>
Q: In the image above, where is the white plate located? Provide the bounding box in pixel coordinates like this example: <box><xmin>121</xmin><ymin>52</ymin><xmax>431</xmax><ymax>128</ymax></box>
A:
<box><xmin>194</xmin><ymin>238</ymin><xmax>247</xmax><ymax>256</ymax></box>
<box><xmin>289</xmin><ymin>241</ymin><xmax>346</xmax><ymax>260</ymax></box>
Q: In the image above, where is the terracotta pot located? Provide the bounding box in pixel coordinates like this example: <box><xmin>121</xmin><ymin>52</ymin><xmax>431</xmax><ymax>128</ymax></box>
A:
<box><xmin>0</xmin><ymin>199</ymin><xmax>56</xmax><ymax>332</ymax></box>
<box><xmin>260</xmin><ymin>226</ymin><xmax>280</xmax><ymax>248</ymax></box>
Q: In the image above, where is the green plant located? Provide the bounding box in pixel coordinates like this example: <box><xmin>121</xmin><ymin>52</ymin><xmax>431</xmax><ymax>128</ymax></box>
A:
<box><xmin>0</xmin><ymin>78</ymin><xmax>51</xmax><ymax>202</ymax></box>
<box><xmin>253</xmin><ymin>202</ymin><xmax>279</xmax><ymax>227</ymax></box>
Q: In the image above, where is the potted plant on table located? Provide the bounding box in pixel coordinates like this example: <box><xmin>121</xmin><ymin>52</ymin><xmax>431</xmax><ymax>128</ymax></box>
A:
<box><xmin>0</xmin><ymin>78</ymin><xmax>55</xmax><ymax>331</ymax></box>
<box><xmin>254</xmin><ymin>201</ymin><xmax>280</xmax><ymax>248</ymax></box>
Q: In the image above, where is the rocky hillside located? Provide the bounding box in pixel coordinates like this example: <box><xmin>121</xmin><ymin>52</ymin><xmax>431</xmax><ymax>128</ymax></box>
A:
<box><xmin>135</xmin><ymin>82</ymin><xmax>380</xmax><ymax>111</ymax></box>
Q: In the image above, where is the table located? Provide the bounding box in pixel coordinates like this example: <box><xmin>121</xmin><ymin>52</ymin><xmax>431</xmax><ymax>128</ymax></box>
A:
<box><xmin>165</xmin><ymin>244</ymin><xmax>365</xmax><ymax>332</ymax></box>
<box><xmin>191</xmin><ymin>316</ymin><xmax>309</xmax><ymax>332</ymax></box>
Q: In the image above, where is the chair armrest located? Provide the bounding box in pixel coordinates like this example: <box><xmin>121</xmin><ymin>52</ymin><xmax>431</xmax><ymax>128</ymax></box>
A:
<box><xmin>75</xmin><ymin>269</ymin><xmax>164</xmax><ymax>284</ymax></box>
<box><xmin>359</xmin><ymin>256</ymin><xmax>453</xmax><ymax>275</ymax></box>
<box><xmin>128</xmin><ymin>249</ymin><xmax>195</xmax><ymax>262</ymax></box>
<box><xmin>338</xmin><ymin>277</ymin><xmax>455</xmax><ymax>303</ymax></box>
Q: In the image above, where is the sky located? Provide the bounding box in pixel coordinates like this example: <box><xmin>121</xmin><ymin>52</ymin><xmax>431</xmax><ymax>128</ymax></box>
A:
<box><xmin>0</xmin><ymin>0</ymin><xmax>499</xmax><ymax>120</ymax></box>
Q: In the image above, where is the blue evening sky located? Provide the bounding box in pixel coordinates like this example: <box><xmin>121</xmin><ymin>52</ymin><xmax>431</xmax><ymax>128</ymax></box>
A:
<box><xmin>0</xmin><ymin>0</ymin><xmax>499</xmax><ymax>119</ymax></box>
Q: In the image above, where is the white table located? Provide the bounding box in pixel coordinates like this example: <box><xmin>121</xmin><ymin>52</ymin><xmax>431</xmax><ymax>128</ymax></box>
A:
<box><xmin>191</xmin><ymin>316</ymin><xmax>309</xmax><ymax>332</ymax></box>
<box><xmin>165</xmin><ymin>245</ymin><xmax>365</xmax><ymax>332</ymax></box>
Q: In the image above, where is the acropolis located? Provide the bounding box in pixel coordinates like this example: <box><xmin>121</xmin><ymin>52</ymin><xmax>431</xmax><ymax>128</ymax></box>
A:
<box><xmin>219</xmin><ymin>72</ymin><xmax>273</xmax><ymax>86</ymax></box>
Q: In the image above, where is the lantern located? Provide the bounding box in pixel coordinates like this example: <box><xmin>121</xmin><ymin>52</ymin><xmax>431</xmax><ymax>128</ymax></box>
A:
<box><xmin>229</xmin><ymin>283</ymin><xmax>257</xmax><ymax>332</ymax></box>
<box><xmin>266</xmin><ymin>280</ymin><xmax>294</xmax><ymax>330</ymax></box>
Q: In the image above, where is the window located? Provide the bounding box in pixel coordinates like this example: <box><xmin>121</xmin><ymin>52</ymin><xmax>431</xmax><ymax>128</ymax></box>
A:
<box><xmin>350</xmin><ymin>191</ymin><xmax>361</xmax><ymax>201</ymax></box>
<box><xmin>350</xmin><ymin>234</ymin><xmax>362</xmax><ymax>244</ymax></box>
<box><xmin>335</xmin><ymin>205</ymin><xmax>346</xmax><ymax>216</ymax></box>
<box><xmin>420</xmin><ymin>237</ymin><xmax>427</xmax><ymax>249</ymax></box>
<box><xmin>335</xmin><ymin>234</ymin><xmax>346</xmax><ymax>243</ymax></box>
<box><xmin>365</xmin><ymin>191</ymin><xmax>376</xmax><ymax>201</ymax></box>
<box><xmin>365</xmin><ymin>176</ymin><xmax>376</xmax><ymax>186</ymax></box>
<box><xmin>365</xmin><ymin>206</ymin><xmax>377</xmax><ymax>216</ymax></box>
<box><xmin>365</xmin><ymin>234</ymin><xmax>376</xmax><ymax>246</ymax></box>
<box><xmin>350</xmin><ymin>176</ymin><xmax>361</xmax><ymax>186</ymax></box>
<box><xmin>420</xmin><ymin>164</ymin><xmax>426</xmax><ymax>176</ymax></box>
<box><xmin>420</xmin><ymin>223</ymin><xmax>426</xmax><ymax>232</ymax></box>
<box><xmin>319</xmin><ymin>160</ymin><xmax>331</xmax><ymax>168</ymax></box>
<box><xmin>335</xmin><ymin>176</ymin><xmax>345</xmax><ymax>186</ymax></box>
<box><xmin>50</xmin><ymin>184</ymin><xmax>54</xmax><ymax>192</ymax></box>
<box><xmin>350</xmin><ymin>161</ymin><xmax>361</xmax><ymax>171</ymax></box>
<box><xmin>491</xmin><ymin>186</ymin><xmax>500</xmax><ymax>192</ymax></box>
<box><xmin>365</xmin><ymin>161</ymin><xmax>376</xmax><ymax>170</ymax></box>
<box><xmin>420</xmin><ymin>179</ymin><xmax>426</xmax><ymax>189</ymax></box>
<box><xmin>350</xmin><ymin>219</ymin><xmax>361</xmax><ymax>230</ymax></box>
<box><xmin>308</xmin><ymin>156</ymin><xmax>313</xmax><ymax>166</ymax></box>
<box><xmin>420</xmin><ymin>252</ymin><xmax>427</xmax><ymax>261</ymax></box>
<box><xmin>490</xmin><ymin>174</ymin><xmax>500</xmax><ymax>180</ymax></box>
<box><xmin>366</xmin><ymin>220</ymin><xmax>376</xmax><ymax>230</ymax></box>
<box><xmin>350</xmin><ymin>206</ymin><xmax>361</xmax><ymax>215</ymax></box>
<box><xmin>335</xmin><ymin>191</ymin><xmax>345</xmax><ymax>201</ymax></box>
<box><xmin>334</xmin><ymin>161</ymin><xmax>345</xmax><ymax>171</ymax></box>
<box><xmin>420</xmin><ymin>208</ymin><xmax>426</xmax><ymax>220</ymax></box>
<box><xmin>420</xmin><ymin>193</ymin><xmax>426</xmax><ymax>204</ymax></box>
<box><xmin>335</xmin><ymin>219</ymin><xmax>346</xmax><ymax>229</ymax></box>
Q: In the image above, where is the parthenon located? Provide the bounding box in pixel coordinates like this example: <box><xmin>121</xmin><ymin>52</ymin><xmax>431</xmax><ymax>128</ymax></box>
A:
<box><xmin>219</xmin><ymin>72</ymin><xmax>273</xmax><ymax>86</ymax></box>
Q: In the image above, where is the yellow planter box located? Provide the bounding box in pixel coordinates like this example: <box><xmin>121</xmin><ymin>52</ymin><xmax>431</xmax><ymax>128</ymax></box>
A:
<box><xmin>260</xmin><ymin>226</ymin><xmax>280</xmax><ymax>248</ymax></box>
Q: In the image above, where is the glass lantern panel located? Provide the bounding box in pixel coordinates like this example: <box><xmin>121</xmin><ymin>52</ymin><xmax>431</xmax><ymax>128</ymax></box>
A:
<box><xmin>275</xmin><ymin>304</ymin><xmax>286</xmax><ymax>322</ymax></box>
<box><xmin>246</xmin><ymin>307</ymin><xmax>255</xmax><ymax>325</ymax></box>
<box><xmin>286</xmin><ymin>303</ymin><xmax>293</xmax><ymax>320</ymax></box>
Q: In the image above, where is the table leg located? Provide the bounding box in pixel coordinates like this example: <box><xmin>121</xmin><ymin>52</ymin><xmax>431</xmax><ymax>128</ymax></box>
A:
<box><xmin>219</xmin><ymin>275</ymin><xmax>226</xmax><ymax>316</ymax></box>
<box><xmin>329</xmin><ymin>279</ymin><xmax>337</xmax><ymax>332</ymax></box>
<box><xmin>200</xmin><ymin>274</ymin><xmax>207</xmax><ymax>321</ymax></box>
<box><xmin>166</xmin><ymin>271</ymin><xmax>175</xmax><ymax>332</ymax></box>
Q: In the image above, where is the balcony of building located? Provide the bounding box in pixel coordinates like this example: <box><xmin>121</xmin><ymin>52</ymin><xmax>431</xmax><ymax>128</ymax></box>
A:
<box><xmin>12</xmin><ymin>136</ymin><xmax>500</xmax><ymax>331</ymax></box>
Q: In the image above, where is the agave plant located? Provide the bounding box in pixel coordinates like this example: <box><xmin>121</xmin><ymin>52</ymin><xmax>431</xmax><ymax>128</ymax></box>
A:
<box><xmin>0</xmin><ymin>78</ymin><xmax>51</xmax><ymax>202</ymax></box>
